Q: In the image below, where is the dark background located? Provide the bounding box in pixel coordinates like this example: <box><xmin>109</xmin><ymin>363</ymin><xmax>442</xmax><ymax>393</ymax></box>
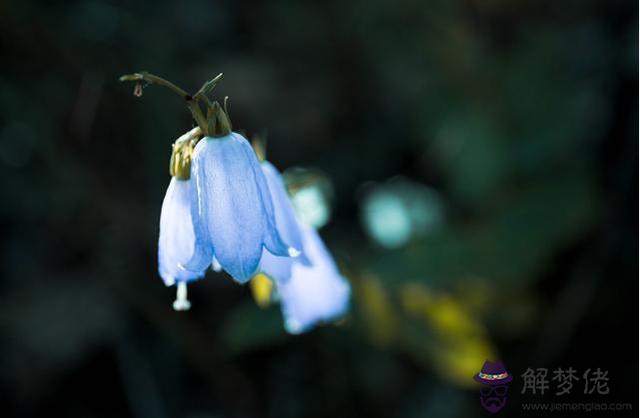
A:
<box><xmin>0</xmin><ymin>0</ymin><xmax>637</xmax><ymax>417</ymax></box>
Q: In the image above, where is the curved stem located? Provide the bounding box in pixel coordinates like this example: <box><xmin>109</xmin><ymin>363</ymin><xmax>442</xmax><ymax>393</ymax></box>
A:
<box><xmin>119</xmin><ymin>72</ymin><xmax>190</xmax><ymax>98</ymax></box>
<box><xmin>119</xmin><ymin>72</ymin><xmax>225</xmax><ymax>136</ymax></box>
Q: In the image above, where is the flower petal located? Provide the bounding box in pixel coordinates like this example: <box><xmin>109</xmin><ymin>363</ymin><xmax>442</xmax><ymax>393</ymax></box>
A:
<box><xmin>277</xmin><ymin>223</ymin><xmax>351</xmax><ymax>334</ymax></box>
<box><xmin>260</xmin><ymin>161</ymin><xmax>309</xmax><ymax>264</ymax></box>
<box><xmin>258</xmin><ymin>247</ymin><xmax>294</xmax><ymax>284</ymax></box>
<box><xmin>158</xmin><ymin>177</ymin><xmax>206</xmax><ymax>286</ymax></box>
<box><xmin>189</xmin><ymin>134</ymin><xmax>268</xmax><ymax>282</ymax></box>
<box><xmin>235</xmin><ymin>134</ymin><xmax>293</xmax><ymax>258</ymax></box>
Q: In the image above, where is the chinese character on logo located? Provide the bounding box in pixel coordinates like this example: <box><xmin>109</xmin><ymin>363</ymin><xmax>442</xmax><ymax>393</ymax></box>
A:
<box><xmin>583</xmin><ymin>368</ymin><xmax>610</xmax><ymax>395</ymax></box>
<box><xmin>552</xmin><ymin>367</ymin><xmax>579</xmax><ymax>396</ymax></box>
<box><xmin>521</xmin><ymin>368</ymin><xmax>549</xmax><ymax>395</ymax></box>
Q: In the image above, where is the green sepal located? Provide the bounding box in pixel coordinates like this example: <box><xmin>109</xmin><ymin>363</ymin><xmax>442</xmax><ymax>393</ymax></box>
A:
<box><xmin>206</xmin><ymin>101</ymin><xmax>232</xmax><ymax>137</ymax></box>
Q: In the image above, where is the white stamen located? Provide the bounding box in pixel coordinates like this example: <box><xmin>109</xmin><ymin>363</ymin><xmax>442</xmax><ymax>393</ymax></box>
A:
<box><xmin>172</xmin><ymin>281</ymin><xmax>191</xmax><ymax>311</ymax></box>
<box><xmin>288</xmin><ymin>247</ymin><xmax>301</xmax><ymax>257</ymax></box>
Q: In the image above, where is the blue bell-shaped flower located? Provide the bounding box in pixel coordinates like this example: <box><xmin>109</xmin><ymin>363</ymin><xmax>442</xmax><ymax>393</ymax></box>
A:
<box><xmin>256</xmin><ymin>160</ymin><xmax>350</xmax><ymax>333</ymax></box>
<box><xmin>184</xmin><ymin>105</ymin><xmax>298</xmax><ymax>282</ymax></box>
<box><xmin>158</xmin><ymin>128</ymin><xmax>207</xmax><ymax>310</ymax></box>
<box><xmin>276</xmin><ymin>221</ymin><xmax>351</xmax><ymax>334</ymax></box>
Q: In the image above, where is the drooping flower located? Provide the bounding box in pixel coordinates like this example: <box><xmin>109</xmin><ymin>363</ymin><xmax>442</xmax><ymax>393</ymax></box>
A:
<box><xmin>277</xmin><ymin>221</ymin><xmax>351</xmax><ymax>334</ymax></box>
<box><xmin>255</xmin><ymin>159</ymin><xmax>350</xmax><ymax>334</ymax></box>
<box><xmin>157</xmin><ymin>128</ymin><xmax>206</xmax><ymax>310</ymax></box>
<box><xmin>158</xmin><ymin>177</ymin><xmax>203</xmax><ymax>287</ymax></box>
<box><xmin>120</xmin><ymin>72</ymin><xmax>302</xmax><ymax>307</ymax></box>
<box><xmin>183</xmin><ymin>105</ymin><xmax>298</xmax><ymax>282</ymax></box>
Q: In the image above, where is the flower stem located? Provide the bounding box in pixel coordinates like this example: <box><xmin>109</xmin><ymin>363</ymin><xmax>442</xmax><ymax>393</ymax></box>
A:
<box><xmin>119</xmin><ymin>71</ymin><xmax>224</xmax><ymax>136</ymax></box>
<box><xmin>119</xmin><ymin>71</ymin><xmax>190</xmax><ymax>98</ymax></box>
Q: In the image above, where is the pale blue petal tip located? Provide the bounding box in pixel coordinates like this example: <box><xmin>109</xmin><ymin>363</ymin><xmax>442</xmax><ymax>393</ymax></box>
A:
<box><xmin>211</xmin><ymin>256</ymin><xmax>223</xmax><ymax>272</ymax></box>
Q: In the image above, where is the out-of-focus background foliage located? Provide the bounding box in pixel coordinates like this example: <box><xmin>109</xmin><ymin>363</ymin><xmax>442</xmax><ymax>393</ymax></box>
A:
<box><xmin>0</xmin><ymin>0</ymin><xmax>637</xmax><ymax>417</ymax></box>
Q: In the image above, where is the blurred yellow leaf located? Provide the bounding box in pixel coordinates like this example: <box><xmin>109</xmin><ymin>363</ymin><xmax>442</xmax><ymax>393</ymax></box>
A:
<box><xmin>400</xmin><ymin>283</ymin><xmax>496</xmax><ymax>388</ymax></box>
<box><xmin>355</xmin><ymin>274</ymin><xmax>399</xmax><ymax>347</ymax></box>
